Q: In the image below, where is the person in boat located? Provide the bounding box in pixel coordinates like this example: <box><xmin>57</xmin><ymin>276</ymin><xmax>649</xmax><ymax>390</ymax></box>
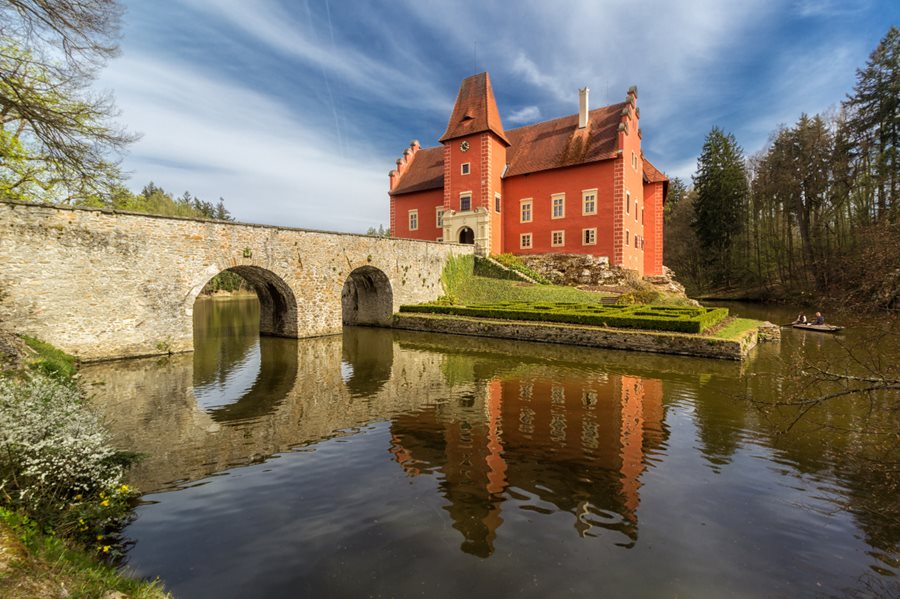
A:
<box><xmin>813</xmin><ymin>312</ymin><xmax>825</xmax><ymax>325</ymax></box>
<box><xmin>793</xmin><ymin>313</ymin><xmax>808</xmax><ymax>325</ymax></box>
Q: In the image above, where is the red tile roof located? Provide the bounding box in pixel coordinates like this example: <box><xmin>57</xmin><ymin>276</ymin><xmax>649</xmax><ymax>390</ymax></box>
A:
<box><xmin>504</xmin><ymin>103</ymin><xmax>625</xmax><ymax>177</ymax></box>
<box><xmin>390</xmin><ymin>146</ymin><xmax>444</xmax><ymax>196</ymax></box>
<box><xmin>439</xmin><ymin>72</ymin><xmax>510</xmax><ymax>145</ymax></box>
<box><xmin>391</xmin><ymin>97</ymin><xmax>668</xmax><ymax>196</ymax></box>
<box><xmin>642</xmin><ymin>159</ymin><xmax>667</xmax><ymax>183</ymax></box>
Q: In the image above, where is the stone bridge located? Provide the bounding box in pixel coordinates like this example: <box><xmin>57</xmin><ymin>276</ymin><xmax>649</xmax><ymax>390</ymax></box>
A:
<box><xmin>0</xmin><ymin>201</ymin><xmax>472</xmax><ymax>360</ymax></box>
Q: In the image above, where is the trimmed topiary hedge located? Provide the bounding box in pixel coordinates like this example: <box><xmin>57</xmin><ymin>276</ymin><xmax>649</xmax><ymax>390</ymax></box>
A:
<box><xmin>399</xmin><ymin>301</ymin><xmax>728</xmax><ymax>334</ymax></box>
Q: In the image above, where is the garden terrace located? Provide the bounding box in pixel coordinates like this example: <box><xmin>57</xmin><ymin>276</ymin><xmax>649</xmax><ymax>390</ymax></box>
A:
<box><xmin>399</xmin><ymin>302</ymin><xmax>729</xmax><ymax>334</ymax></box>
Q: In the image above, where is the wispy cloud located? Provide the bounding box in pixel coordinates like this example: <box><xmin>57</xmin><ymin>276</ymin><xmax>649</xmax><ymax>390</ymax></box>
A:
<box><xmin>99</xmin><ymin>0</ymin><xmax>895</xmax><ymax>225</ymax></box>
<box><xmin>101</xmin><ymin>53</ymin><xmax>388</xmax><ymax>231</ymax></box>
<box><xmin>506</xmin><ymin>106</ymin><xmax>542</xmax><ymax>126</ymax></box>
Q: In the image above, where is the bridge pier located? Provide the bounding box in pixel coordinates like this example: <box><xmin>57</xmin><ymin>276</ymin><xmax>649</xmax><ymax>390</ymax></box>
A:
<box><xmin>0</xmin><ymin>201</ymin><xmax>473</xmax><ymax>361</ymax></box>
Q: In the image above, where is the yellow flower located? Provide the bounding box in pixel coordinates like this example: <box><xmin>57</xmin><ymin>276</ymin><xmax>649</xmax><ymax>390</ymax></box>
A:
<box><xmin>74</xmin><ymin>494</ymin><xmax>82</xmax><ymax>501</ymax></box>
<box><xmin>100</xmin><ymin>499</ymin><xmax>109</xmax><ymax>507</ymax></box>
<box><xmin>96</xmin><ymin>535</ymin><xmax>104</xmax><ymax>541</ymax></box>
<box><xmin>102</xmin><ymin>546</ymin><xmax>110</xmax><ymax>553</ymax></box>
<box><xmin>119</xmin><ymin>484</ymin><xmax>130</xmax><ymax>493</ymax></box>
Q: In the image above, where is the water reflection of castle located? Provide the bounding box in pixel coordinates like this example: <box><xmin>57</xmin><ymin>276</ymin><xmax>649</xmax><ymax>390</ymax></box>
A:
<box><xmin>388</xmin><ymin>371</ymin><xmax>665</xmax><ymax>557</ymax></box>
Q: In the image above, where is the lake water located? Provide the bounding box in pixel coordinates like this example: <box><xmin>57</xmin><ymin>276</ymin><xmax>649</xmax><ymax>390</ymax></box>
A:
<box><xmin>81</xmin><ymin>298</ymin><xmax>899</xmax><ymax>598</ymax></box>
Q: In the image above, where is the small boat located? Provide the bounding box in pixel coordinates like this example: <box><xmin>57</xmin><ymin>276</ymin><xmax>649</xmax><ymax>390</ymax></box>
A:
<box><xmin>791</xmin><ymin>323</ymin><xmax>844</xmax><ymax>333</ymax></box>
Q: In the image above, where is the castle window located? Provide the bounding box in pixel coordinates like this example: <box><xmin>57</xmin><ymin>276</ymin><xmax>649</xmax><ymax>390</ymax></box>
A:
<box><xmin>582</xmin><ymin>189</ymin><xmax>597</xmax><ymax>215</ymax></box>
<box><xmin>626</xmin><ymin>229</ymin><xmax>630</xmax><ymax>245</ymax></box>
<box><xmin>520</xmin><ymin>233</ymin><xmax>533</xmax><ymax>249</ymax></box>
<box><xmin>495</xmin><ymin>192</ymin><xmax>501</xmax><ymax>213</ymax></box>
<box><xmin>520</xmin><ymin>199</ymin><xmax>533</xmax><ymax>223</ymax></box>
<box><xmin>436</xmin><ymin>207</ymin><xmax>444</xmax><ymax>228</ymax></box>
<box><xmin>635</xmin><ymin>200</ymin><xmax>639</xmax><ymax>221</ymax></box>
<box><xmin>460</xmin><ymin>192</ymin><xmax>472</xmax><ymax>211</ymax></box>
<box><xmin>583</xmin><ymin>228</ymin><xmax>597</xmax><ymax>245</ymax></box>
<box><xmin>551</xmin><ymin>193</ymin><xmax>565</xmax><ymax>219</ymax></box>
<box><xmin>461</xmin><ymin>162</ymin><xmax>471</xmax><ymax>175</ymax></box>
<box><xmin>436</xmin><ymin>237</ymin><xmax>443</xmax><ymax>242</ymax></box>
<box><xmin>409</xmin><ymin>210</ymin><xmax>418</xmax><ymax>231</ymax></box>
<box><xmin>626</xmin><ymin>191</ymin><xmax>631</xmax><ymax>214</ymax></box>
<box><xmin>632</xmin><ymin>151</ymin><xmax>638</xmax><ymax>171</ymax></box>
<box><xmin>551</xmin><ymin>230</ymin><xmax>565</xmax><ymax>247</ymax></box>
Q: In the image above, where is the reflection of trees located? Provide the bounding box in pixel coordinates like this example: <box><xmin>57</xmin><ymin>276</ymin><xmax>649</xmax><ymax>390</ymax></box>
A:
<box><xmin>341</xmin><ymin>327</ymin><xmax>393</xmax><ymax>397</ymax></box>
<box><xmin>192</xmin><ymin>297</ymin><xmax>259</xmax><ymax>389</ymax></box>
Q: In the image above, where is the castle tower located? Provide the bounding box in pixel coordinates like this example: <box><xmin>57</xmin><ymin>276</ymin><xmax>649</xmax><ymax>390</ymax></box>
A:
<box><xmin>438</xmin><ymin>72</ymin><xmax>509</xmax><ymax>255</ymax></box>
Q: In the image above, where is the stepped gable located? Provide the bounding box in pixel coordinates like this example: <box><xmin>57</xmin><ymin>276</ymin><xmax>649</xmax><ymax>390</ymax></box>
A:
<box><xmin>389</xmin><ymin>146</ymin><xmax>444</xmax><ymax>195</ymax></box>
<box><xmin>504</xmin><ymin>103</ymin><xmax>625</xmax><ymax>177</ymax></box>
<box><xmin>439</xmin><ymin>72</ymin><xmax>510</xmax><ymax>145</ymax></box>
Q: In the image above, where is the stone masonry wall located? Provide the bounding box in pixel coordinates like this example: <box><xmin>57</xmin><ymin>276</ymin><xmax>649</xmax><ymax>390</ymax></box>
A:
<box><xmin>0</xmin><ymin>201</ymin><xmax>473</xmax><ymax>360</ymax></box>
<box><xmin>392</xmin><ymin>313</ymin><xmax>758</xmax><ymax>361</ymax></box>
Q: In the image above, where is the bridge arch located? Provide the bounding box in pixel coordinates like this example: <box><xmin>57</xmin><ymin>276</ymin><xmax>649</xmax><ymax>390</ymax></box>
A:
<box><xmin>341</xmin><ymin>265</ymin><xmax>393</xmax><ymax>326</ymax></box>
<box><xmin>197</xmin><ymin>266</ymin><xmax>298</xmax><ymax>338</ymax></box>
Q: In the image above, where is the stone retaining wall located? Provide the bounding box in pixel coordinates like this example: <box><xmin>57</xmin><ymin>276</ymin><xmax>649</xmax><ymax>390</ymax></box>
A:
<box><xmin>392</xmin><ymin>313</ymin><xmax>759</xmax><ymax>360</ymax></box>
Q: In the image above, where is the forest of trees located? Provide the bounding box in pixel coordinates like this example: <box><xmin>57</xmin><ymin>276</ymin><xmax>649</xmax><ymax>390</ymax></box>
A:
<box><xmin>665</xmin><ymin>27</ymin><xmax>899</xmax><ymax>312</ymax></box>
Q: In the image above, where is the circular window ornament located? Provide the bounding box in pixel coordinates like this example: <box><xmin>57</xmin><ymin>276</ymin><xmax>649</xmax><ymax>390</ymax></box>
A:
<box><xmin>459</xmin><ymin>141</ymin><xmax>470</xmax><ymax>152</ymax></box>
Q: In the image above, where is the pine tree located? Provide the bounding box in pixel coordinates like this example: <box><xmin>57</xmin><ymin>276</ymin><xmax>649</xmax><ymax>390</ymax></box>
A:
<box><xmin>691</xmin><ymin>127</ymin><xmax>749</xmax><ymax>286</ymax></box>
<box><xmin>844</xmin><ymin>26</ymin><xmax>899</xmax><ymax>221</ymax></box>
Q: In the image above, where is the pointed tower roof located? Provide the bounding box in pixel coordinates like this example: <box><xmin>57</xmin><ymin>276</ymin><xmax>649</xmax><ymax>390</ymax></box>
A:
<box><xmin>439</xmin><ymin>72</ymin><xmax>510</xmax><ymax>145</ymax></box>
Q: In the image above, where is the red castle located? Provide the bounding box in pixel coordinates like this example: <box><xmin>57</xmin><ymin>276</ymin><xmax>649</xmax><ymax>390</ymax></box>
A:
<box><xmin>389</xmin><ymin>72</ymin><xmax>668</xmax><ymax>276</ymax></box>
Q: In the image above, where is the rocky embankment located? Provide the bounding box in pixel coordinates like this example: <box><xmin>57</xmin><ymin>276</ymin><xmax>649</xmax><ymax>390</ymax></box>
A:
<box><xmin>518</xmin><ymin>253</ymin><xmax>696</xmax><ymax>304</ymax></box>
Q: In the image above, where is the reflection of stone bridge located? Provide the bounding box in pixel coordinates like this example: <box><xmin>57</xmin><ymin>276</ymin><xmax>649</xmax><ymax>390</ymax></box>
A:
<box><xmin>0</xmin><ymin>201</ymin><xmax>472</xmax><ymax>360</ymax></box>
<box><xmin>80</xmin><ymin>328</ymin><xmax>714</xmax><ymax>557</ymax></box>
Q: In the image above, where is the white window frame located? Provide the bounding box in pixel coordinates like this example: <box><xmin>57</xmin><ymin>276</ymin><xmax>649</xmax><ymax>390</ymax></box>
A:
<box><xmin>582</xmin><ymin>188</ymin><xmax>597</xmax><ymax>215</ymax></box>
<box><xmin>461</xmin><ymin>162</ymin><xmax>471</xmax><ymax>175</ymax></box>
<box><xmin>520</xmin><ymin>232</ymin><xmax>533</xmax><ymax>249</ymax></box>
<box><xmin>459</xmin><ymin>192</ymin><xmax>472</xmax><ymax>212</ymax></box>
<box><xmin>551</xmin><ymin>230</ymin><xmax>565</xmax><ymax>247</ymax></box>
<box><xmin>495</xmin><ymin>192</ymin><xmax>501</xmax><ymax>213</ymax></box>
<box><xmin>436</xmin><ymin>207</ymin><xmax>444</xmax><ymax>228</ymax></box>
<box><xmin>408</xmin><ymin>209</ymin><xmax>418</xmax><ymax>231</ymax></box>
<box><xmin>551</xmin><ymin>193</ymin><xmax>565</xmax><ymax>219</ymax></box>
<box><xmin>582</xmin><ymin>227</ymin><xmax>597</xmax><ymax>246</ymax></box>
<box><xmin>520</xmin><ymin>198</ymin><xmax>533</xmax><ymax>223</ymax></box>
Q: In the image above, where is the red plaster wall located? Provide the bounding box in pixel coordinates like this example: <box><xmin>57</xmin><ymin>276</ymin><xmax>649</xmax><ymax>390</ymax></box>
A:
<box><xmin>445</xmin><ymin>134</ymin><xmax>483</xmax><ymax>212</ymax></box>
<box><xmin>502</xmin><ymin>161</ymin><xmax>616</xmax><ymax>258</ymax></box>
<box><xmin>642</xmin><ymin>181</ymin><xmax>665</xmax><ymax>275</ymax></box>
<box><xmin>620</xmin><ymin>99</ymin><xmax>646</xmax><ymax>275</ymax></box>
<box><xmin>390</xmin><ymin>189</ymin><xmax>445</xmax><ymax>241</ymax></box>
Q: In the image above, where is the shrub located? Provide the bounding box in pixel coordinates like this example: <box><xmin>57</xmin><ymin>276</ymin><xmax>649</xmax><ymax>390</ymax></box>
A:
<box><xmin>400</xmin><ymin>301</ymin><xmax>728</xmax><ymax>334</ymax></box>
<box><xmin>0</xmin><ymin>375</ymin><xmax>138</xmax><ymax>553</ymax></box>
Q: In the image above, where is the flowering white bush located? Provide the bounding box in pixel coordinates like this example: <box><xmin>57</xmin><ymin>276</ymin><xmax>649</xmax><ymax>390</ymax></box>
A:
<box><xmin>0</xmin><ymin>374</ymin><xmax>135</xmax><ymax>547</ymax></box>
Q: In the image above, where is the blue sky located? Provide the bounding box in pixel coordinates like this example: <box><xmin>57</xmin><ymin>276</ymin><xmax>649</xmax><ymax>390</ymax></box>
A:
<box><xmin>99</xmin><ymin>0</ymin><xmax>898</xmax><ymax>232</ymax></box>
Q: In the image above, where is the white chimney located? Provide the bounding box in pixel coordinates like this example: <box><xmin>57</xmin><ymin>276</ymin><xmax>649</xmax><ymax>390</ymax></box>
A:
<box><xmin>578</xmin><ymin>87</ymin><xmax>589</xmax><ymax>129</ymax></box>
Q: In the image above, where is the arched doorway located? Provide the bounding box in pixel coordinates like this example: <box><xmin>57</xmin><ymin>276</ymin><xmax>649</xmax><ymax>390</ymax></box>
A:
<box><xmin>458</xmin><ymin>227</ymin><xmax>475</xmax><ymax>244</ymax></box>
<box><xmin>341</xmin><ymin>266</ymin><xmax>393</xmax><ymax>326</ymax></box>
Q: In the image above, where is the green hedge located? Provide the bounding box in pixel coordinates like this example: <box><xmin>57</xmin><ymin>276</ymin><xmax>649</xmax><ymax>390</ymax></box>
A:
<box><xmin>399</xmin><ymin>301</ymin><xmax>728</xmax><ymax>334</ymax></box>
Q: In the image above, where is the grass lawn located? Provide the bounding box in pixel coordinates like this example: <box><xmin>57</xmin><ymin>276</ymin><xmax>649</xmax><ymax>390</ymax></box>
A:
<box><xmin>710</xmin><ymin>317</ymin><xmax>761</xmax><ymax>339</ymax></box>
<box><xmin>443</xmin><ymin>256</ymin><xmax>617</xmax><ymax>305</ymax></box>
